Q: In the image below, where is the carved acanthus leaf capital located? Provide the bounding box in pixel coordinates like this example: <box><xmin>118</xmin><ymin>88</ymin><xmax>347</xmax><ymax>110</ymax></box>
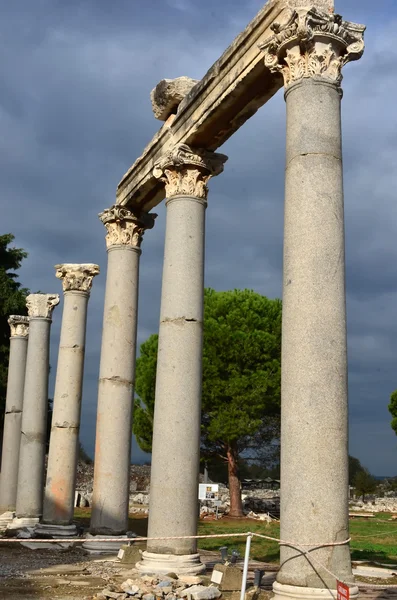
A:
<box><xmin>8</xmin><ymin>315</ymin><xmax>29</xmax><ymax>338</ymax></box>
<box><xmin>153</xmin><ymin>144</ymin><xmax>228</xmax><ymax>200</ymax></box>
<box><xmin>99</xmin><ymin>206</ymin><xmax>157</xmax><ymax>249</ymax></box>
<box><xmin>55</xmin><ymin>263</ymin><xmax>100</xmax><ymax>294</ymax></box>
<box><xmin>259</xmin><ymin>8</ymin><xmax>365</xmax><ymax>88</ymax></box>
<box><xmin>26</xmin><ymin>294</ymin><xmax>60</xmax><ymax>319</ymax></box>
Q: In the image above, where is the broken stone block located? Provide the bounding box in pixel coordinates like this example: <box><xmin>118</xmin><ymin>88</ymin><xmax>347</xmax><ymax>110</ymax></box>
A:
<box><xmin>118</xmin><ymin>544</ymin><xmax>142</xmax><ymax>565</ymax></box>
<box><xmin>180</xmin><ymin>585</ymin><xmax>221</xmax><ymax>600</ymax></box>
<box><xmin>178</xmin><ymin>576</ymin><xmax>203</xmax><ymax>585</ymax></box>
<box><xmin>150</xmin><ymin>77</ymin><xmax>198</xmax><ymax>121</ymax></box>
<box><xmin>211</xmin><ymin>564</ymin><xmax>242</xmax><ymax>591</ymax></box>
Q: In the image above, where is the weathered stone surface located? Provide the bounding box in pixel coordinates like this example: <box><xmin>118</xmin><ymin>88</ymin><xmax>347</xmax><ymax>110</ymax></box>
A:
<box><xmin>116</xmin><ymin>0</ymin><xmax>287</xmax><ymax>210</ymax></box>
<box><xmin>211</xmin><ymin>564</ymin><xmax>242</xmax><ymax>591</ymax></box>
<box><xmin>15</xmin><ymin>295</ymin><xmax>59</xmax><ymax>522</ymax></box>
<box><xmin>178</xmin><ymin>576</ymin><xmax>203</xmax><ymax>585</ymax></box>
<box><xmin>287</xmin><ymin>0</ymin><xmax>333</xmax><ymax>10</ymax></box>
<box><xmin>181</xmin><ymin>585</ymin><xmax>221</xmax><ymax>600</ymax></box>
<box><xmin>151</xmin><ymin>77</ymin><xmax>198</xmax><ymax>121</ymax></box>
<box><xmin>0</xmin><ymin>319</ymin><xmax>28</xmax><ymax>513</ymax></box>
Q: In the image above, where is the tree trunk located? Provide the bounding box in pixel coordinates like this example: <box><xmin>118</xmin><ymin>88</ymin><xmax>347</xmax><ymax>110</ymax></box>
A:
<box><xmin>227</xmin><ymin>443</ymin><xmax>244</xmax><ymax>518</ymax></box>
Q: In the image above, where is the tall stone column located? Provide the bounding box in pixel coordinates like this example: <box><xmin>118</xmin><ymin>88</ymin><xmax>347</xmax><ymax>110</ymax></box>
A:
<box><xmin>0</xmin><ymin>316</ymin><xmax>29</xmax><ymax>527</ymax></box>
<box><xmin>84</xmin><ymin>206</ymin><xmax>155</xmax><ymax>552</ymax></box>
<box><xmin>260</xmin><ymin>8</ymin><xmax>365</xmax><ymax>600</ymax></box>
<box><xmin>13</xmin><ymin>294</ymin><xmax>60</xmax><ymax>528</ymax></box>
<box><xmin>36</xmin><ymin>264</ymin><xmax>99</xmax><ymax>538</ymax></box>
<box><xmin>138</xmin><ymin>144</ymin><xmax>227</xmax><ymax>574</ymax></box>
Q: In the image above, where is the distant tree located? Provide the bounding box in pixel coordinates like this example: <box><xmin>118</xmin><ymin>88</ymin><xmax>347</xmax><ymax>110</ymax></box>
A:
<box><xmin>349</xmin><ymin>455</ymin><xmax>367</xmax><ymax>487</ymax></box>
<box><xmin>353</xmin><ymin>468</ymin><xmax>377</xmax><ymax>502</ymax></box>
<box><xmin>78</xmin><ymin>442</ymin><xmax>92</xmax><ymax>464</ymax></box>
<box><xmin>388</xmin><ymin>390</ymin><xmax>397</xmax><ymax>438</ymax></box>
<box><xmin>133</xmin><ymin>288</ymin><xmax>282</xmax><ymax>517</ymax></box>
<box><xmin>0</xmin><ymin>234</ymin><xmax>29</xmax><ymax>433</ymax></box>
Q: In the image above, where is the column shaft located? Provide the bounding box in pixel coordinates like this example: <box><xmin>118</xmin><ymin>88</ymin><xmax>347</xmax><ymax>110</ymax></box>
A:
<box><xmin>0</xmin><ymin>332</ymin><xmax>28</xmax><ymax>512</ymax></box>
<box><xmin>16</xmin><ymin>318</ymin><xmax>53</xmax><ymax>520</ymax></box>
<box><xmin>148</xmin><ymin>195</ymin><xmax>206</xmax><ymax>555</ymax></box>
<box><xmin>90</xmin><ymin>246</ymin><xmax>140</xmax><ymax>534</ymax></box>
<box><xmin>279</xmin><ymin>77</ymin><xmax>351</xmax><ymax>589</ymax></box>
<box><xmin>43</xmin><ymin>291</ymin><xmax>89</xmax><ymax>525</ymax></box>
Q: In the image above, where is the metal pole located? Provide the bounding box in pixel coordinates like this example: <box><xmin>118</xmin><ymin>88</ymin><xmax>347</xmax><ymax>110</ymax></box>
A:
<box><xmin>240</xmin><ymin>533</ymin><xmax>252</xmax><ymax>600</ymax></box>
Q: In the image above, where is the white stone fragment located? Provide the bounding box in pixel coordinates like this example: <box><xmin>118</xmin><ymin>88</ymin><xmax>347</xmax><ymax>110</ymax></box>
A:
<box><xmin>151</xmin><ymin>77</ymin><xmax>198</xmax><ymax>121</ymax></box>
<box><xmin>181</xmin><ymin>586</ymin><xmax>221</xmax><ymax>600</ymax></box>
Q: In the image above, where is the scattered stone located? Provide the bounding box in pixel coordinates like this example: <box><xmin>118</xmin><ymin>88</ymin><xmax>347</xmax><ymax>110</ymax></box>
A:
<box><xmin>166</xmin><ymin>573</ymin><xmax>179</xmax><ymax>579</ymax></box>
<box><xmin>180</xmin><ymin>585</ymin><xmax>221</xmax><ymax>600</ymax></box>
<box><xmin>178</xmin><ymin>576</ymin><xmax>203</xmax><ymax>585</ymax></box>
<box><xmin>102</xmin><ymin>589</ymin><xmax>125</xmax><ymax>599</ymax></box>
<box><xmin>154</xmin><ymin>584</ymin><xmax>173</xmax><ymax>595</ymax></box>
<box><xmin>142</xmin><ymin>594</ymin><xmax>155</xmax><ymax>600</ymax></box>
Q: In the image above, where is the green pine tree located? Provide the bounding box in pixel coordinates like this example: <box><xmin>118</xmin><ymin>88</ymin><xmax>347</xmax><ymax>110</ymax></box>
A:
<box><xmin>0</xmin><ymin>234</ymin><xmax>29</xmax><ymax>432</ymax></box>
<box><xmin>133</xmin><ymin>288</ymin><xmax>282</xmax><ymax>517</ymax></box>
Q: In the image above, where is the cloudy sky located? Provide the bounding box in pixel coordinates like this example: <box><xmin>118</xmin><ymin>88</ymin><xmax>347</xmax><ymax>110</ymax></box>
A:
<box><xmin>2</xmin><ymin>0</ymin><xmax>396</xmax><ymax>475</ymax></box>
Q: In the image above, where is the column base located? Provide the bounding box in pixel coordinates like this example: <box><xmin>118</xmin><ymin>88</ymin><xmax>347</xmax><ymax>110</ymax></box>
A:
<box><xmin>0</xmin><ymin>511</ymin><xmax>15</xmax><ymax>531</ymax></box>
<box><xmin>8</xmin><ymin>516</ymin><xmax>40</xmax><ymax>530</ymax></box>
<box><xmin>35</xmin><ymin>523</ymin><xmax>78</xmax><ymax>538</ymax></box>
<box><xmin>273</xmin><ymin>581</ymin><xmax>359</xmax><ymax>600</ymax></box>
<box><xmin>136</xmin><ymin>550</ymin><xmax>206</xmax><ymax>575</ymax></box>
<box><xmin>82</xmin><ymin>532</ymin><xmax>129</xmax><ymax>554</ymax></box>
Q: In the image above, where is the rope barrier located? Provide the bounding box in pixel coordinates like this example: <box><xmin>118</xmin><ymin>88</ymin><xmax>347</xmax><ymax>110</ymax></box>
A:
<box><xmin>3</xmin><ymin>528</ymin><xmax>395</xmax><ymax>591</ymax></box>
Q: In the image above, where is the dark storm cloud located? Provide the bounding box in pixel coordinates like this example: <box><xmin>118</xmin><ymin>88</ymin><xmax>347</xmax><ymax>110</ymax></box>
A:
<box><xmin>1</xmin><ymin>1</ymin><xmax>396</xmax><ymax>472</ymax></box>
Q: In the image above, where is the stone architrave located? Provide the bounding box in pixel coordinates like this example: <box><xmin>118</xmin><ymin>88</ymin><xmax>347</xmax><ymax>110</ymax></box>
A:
<box><xmin>260</xmin><ymin>9</ymin><xmax>365</xmax><ymax>600</ymax></box>
<box><xmin>137</xmin><ymin>144</ymin><xmax>227</xmax><ymax>575</ymax></box>
<box><xmin>37</xmin><ymin>264</ymin><xmax>99</xmax><ymax>538</ymax></box>
<box><xmin>13</xmin><ymin>294</ymin><xmax>59</xmax><ymax>528</ymax></box>
<box><xmin>83</xmin><ymin>206</ymin><xmax>156</xmax><ymax>553</ymax></box>
<box><xmin>0</xmin><ymin>316</ymin><xmax>29</xmax><ymax>526</ymax></box>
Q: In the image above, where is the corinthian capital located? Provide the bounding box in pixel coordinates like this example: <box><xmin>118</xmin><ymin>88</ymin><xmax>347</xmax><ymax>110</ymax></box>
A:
<box><xmin>259</xmin><ymin>8</ymin><xmax>365</xmax><ymax>88</ymax></box>
<box><xmin>8</xmin><ymin>315</ymin><xmax>29</xmax><ymax>338</ymax></box>
<box><xmin>26</xmin><ymin>294</ymin><xmax>60</xmax><ymax>319</ymax></box>
<box><xmin>99</xmin><ymin>205</ymin><xmax>157</xmax><ymax>250</ymax></box>
<box><xmin>55</xmin><ymin>263</ymin><xmax>100</xmax><ymax>294</ymax></box>
<box><xmin>153</xmin><ymin>144</ymin><xmax>228</xmax><ymax>200</ymax></box>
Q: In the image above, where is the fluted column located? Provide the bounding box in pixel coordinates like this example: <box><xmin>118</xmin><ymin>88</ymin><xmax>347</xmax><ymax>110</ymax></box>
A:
<box><xmin>37</xmin><ymin>264</ymin><xmax>99</xmax><ymax>537</ymax></box>
<box><xmin>0</xmin><ymin>316</ymin><xmax>29</xmax><ymax>526</ymax></box>
<box><xmin>84</xmin><ymin>206</ymin><xmax>155</xmax><ymax>552</ymax></box>
<box><xmin>138</xmin><ymin>144</ymin><xmax>227</xmax><ymax>574</ymax></box>
<box><xmin>13</xmin><ymin>294</ymin><xmax>59</xmax><ymax>528</ymax></box>
<box><xmin>260</xmin><ymin>7</ymin><xmax>365</xmax><ymax>600</ymax></box>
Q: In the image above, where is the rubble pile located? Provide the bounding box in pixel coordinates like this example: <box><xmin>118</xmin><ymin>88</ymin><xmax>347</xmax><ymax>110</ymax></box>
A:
<box><xmin>75</xmin><ymin>463</ymin><xmax>152</xmax><ymax>508</ymax></box>
<box><xmin>93</xmin><ymin>573</ymin><xmax>221</xmax><ymax>600</ymax></box>
<box><xmin>350</xmin><ymin>497</ymin><xmax>397</xmax><ymax>513</ymax></box>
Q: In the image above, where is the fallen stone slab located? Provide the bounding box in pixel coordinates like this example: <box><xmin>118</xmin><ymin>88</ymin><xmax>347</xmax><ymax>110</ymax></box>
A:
<box><xmin>180</xmin><ymin>585</ymin><xmax>221</xmax><ymax>600</ymax></box>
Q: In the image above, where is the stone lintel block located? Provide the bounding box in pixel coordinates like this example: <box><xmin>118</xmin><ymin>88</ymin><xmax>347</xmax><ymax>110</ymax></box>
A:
<box><xmin>151</xmin><ymin>77</ymin><xmax>199</xmax><ymax>121</ymax></box>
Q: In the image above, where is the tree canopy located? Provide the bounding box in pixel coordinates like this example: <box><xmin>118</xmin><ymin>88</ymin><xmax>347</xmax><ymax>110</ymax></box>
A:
<box><xmin>388</xmin><ymin>390</ymin><xmax>397</xmax><ymax>438</ymax></box>
<box><xmin>133</xmin><ymin>288</ymin><xmax>282</xmax><ymax>516</ymax></box>
<box><xmin>0</xmin><ymin>234</ymin><xmax>29</xmax><ymax>430</ymax></box>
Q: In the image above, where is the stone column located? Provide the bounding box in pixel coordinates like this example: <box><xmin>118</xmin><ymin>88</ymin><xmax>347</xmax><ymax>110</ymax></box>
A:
<box><xmin>138</xmin><ymin>144</ymin><xmax>227</xmax><ymax>575</ymax></box>
<box><xmin>260</xmin><ymin>8</ymin><xmax>365</xmax><ymax>600</ymax></box>
<box><xmin>36</xmin><ymin>264</ymin><xmax>99</xmax><ymax>538</ymax></box>
<box><xmin>83</xmin><ymin>206</ymin><xmax>155</xmax><ymax>552</ymax></box>
<box><xmin>0</xmin><ymin>316</ymin><xmax>29</xmax><ymax>527</ymax></box>
<box><xmin>13</xmin><ymin>294</ymin><xmax>59</xmax><ymax>528</ymax></box>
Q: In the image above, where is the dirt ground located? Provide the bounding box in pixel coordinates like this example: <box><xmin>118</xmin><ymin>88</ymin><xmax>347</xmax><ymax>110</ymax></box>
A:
<box><xmin>1</xmin><ymin>542</ymin><xmax>396</xmax><ymax>600</ymax></box>
<box><xmin>0</xmin><ymin>543</ymin><xmax>278</xmax><ymax>600</ymax></box>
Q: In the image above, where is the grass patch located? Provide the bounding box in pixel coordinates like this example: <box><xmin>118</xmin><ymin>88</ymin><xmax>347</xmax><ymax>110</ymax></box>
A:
<box><xmin>73</xmin><ymin>510</ymin><xmax>397</xmax><ymax>566</ymax></box>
